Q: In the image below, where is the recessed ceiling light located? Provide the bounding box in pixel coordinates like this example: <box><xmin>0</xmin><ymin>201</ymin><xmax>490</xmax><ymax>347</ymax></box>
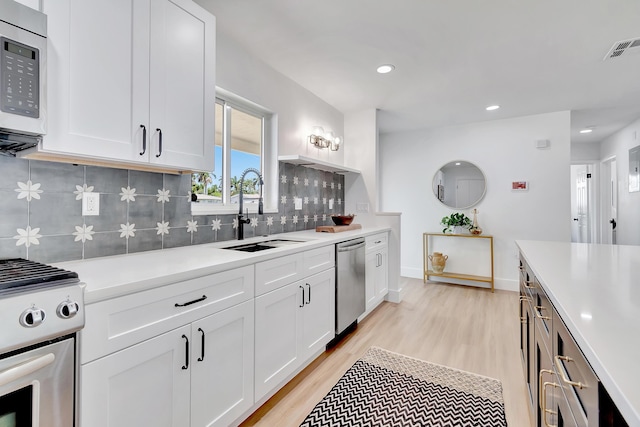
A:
<box><xmin>455</xmin><ymin>162</ymin><xmax>461</xmax><ymax>166</ymax></box>
<box><xmin>486</xmin><ymin>105</ymin><xmax>500</xmax><ymax>111</ymax></box>
<box><xmin>376</xmin><ymin>64</ymin><xmax>395</xmax><ymax>74</ymax></box>
<box><xmin>580</xmin><ymin>129</ymin><xmax>593</xmax><ymax>134</ymax></box>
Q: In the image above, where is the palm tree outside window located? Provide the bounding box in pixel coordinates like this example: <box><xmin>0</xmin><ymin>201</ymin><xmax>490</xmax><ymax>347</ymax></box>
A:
<box><xmin>192</xmin><ymin>97</ymin><xmax>265</xmax><ymax>207</ymax></box>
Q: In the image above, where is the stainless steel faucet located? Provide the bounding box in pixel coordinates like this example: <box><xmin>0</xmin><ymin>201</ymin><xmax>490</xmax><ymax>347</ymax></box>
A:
<box><xmin>237</xmin><ymin>168</ymin><xmax>264</xmax><ymax>240</ymax></box>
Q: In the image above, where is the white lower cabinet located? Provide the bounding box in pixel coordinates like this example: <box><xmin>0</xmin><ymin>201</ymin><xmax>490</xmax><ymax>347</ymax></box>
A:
<box><xmin>365</xmin><ymin>233</ymin><xmax>389</xmax><ymax>312</ymax></box>
<box><xmin>254</xmin><ymin>268</ymin><xmax>335</xmax><ymax>402</ymax></box>
<box><xmin>79</xmin><ymin>244</ymin><xmax>342</xmax><ymax>426</ymax></box>
<box><xmin>80</xmin><ymin>325</ymin><xmax>191</xmax><ymax>427</ymax></box>
<box><xmin>80</xmin><ymin>298</ymin><xmax>254</xmax><ymax>427</ymax></box>
<box><xmin>191</xmin><ymin>300</ymin><xmax>254</xmax><ymax>427</ymax></box>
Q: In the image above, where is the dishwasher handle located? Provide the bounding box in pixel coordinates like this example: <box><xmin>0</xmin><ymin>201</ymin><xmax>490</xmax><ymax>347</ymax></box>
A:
<box><xmin>337</xmin><ymin>241</ymin><xmax>365</xmax><ymax>252</ymax></box>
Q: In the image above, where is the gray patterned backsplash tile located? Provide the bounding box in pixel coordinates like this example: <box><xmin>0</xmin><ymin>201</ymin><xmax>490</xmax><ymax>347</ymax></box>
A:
<box><xmin>84</xmin><ymin>231</ymin><xmax>126</xmax><ymax>259</ymax></box>
<box><xmin>0</xmin><ymin>157</ymin><xmax>344</xmax><ymax>264</ymax></box>
<box><xmin>0</xmin><ymin>156</ymin><xmax>29</xmax><ymax>190</ymax></box>
<box><xmin>30</xmin><ymin>160</ymin><xmax>84</xmax><ymax>193</ymax></box>
<box><xmin>85</xmin><ymin>166</ymin><xmax>128</xmax><ymax>194</ymax></box>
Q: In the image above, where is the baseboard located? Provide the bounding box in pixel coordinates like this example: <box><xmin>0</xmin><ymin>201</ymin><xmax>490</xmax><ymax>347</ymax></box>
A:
<box><xmin>385</xmin><ymin>287</ymin><xmax>404</xmax><ymax>303</ymax></box>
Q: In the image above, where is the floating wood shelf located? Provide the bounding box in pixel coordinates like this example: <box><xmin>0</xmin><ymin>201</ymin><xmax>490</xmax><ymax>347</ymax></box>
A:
<box><xmin>423</xmin><ymin>232</ymin><xmax>494</xmax><ymax>292</ymax></box>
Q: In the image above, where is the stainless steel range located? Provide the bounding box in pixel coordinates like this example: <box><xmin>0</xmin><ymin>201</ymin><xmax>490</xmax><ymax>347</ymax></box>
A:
<box><xmin>0</xmin><ymin>258</ymin><xmax>84</xmax><ymax>427</ymax></box>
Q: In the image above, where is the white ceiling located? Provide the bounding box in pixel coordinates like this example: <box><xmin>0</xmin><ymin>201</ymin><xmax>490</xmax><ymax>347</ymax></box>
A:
<box><xmin>195</xmin><ymin>0</ymin><xmax>640</xmax><ymax>144</ymax></box>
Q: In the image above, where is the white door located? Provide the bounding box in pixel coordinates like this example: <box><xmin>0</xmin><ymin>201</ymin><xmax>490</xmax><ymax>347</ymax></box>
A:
<box><xmin>43</xmin><ymin>0</ymin><xmax>150</xmax><ymax>162</ymax></box>
<box><xmin>601</xmin><ymin>158</ymin><xmax>618</xmax><ymax>244</ymax></box>
<box><xmin>80</xmin><ymin>325</ymin><xmax>191</xmax><ymax>427</ymax></box>
<box><xmin>299</xmin><ymin>269</ymin><xmax>335</xmax><ymax>361</ymax></box>
<box><xmin>570</xmin><ymin>165</ymin><xmax>592</xmax><ymax>243</ymax></box>
<box><xmin>148</xmin><ymin>0</ymin><xmax>215</xmax><ymax>170</ymax></box>
<box><xmin>254</xmin><ymin>282</ymin><xmax>301</xmax><ymax>401</ymax></box>
<box><xmin>191</xmin><ymin>300</ymin><xmax>254</xmax><ymax>427</ymax></box>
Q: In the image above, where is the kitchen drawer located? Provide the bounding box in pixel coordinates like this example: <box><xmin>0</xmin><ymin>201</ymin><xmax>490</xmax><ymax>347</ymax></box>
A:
<box><xmin>80</xmin><ymin>265</ymin><xmax>254</xmax><ymax>364</ymax></box>
<box><xmin>303</xmin><ymin>245</ymin><xmax>335</xmax><ymax>275</ymax></box>
<box><xmin>533</xmin><ymin>277</ymin><xmax>552</xmax><ymax>349</ymax></box>
<box><xmin>255</xmin><ymin>246</ymin><xmax>335</xmax><ymax>296</ymax></box>
<box><xmin>255</xmin><ymin>253</ymin><xmax>304</xmax><ymax>296</ymax></box>
<box><xmin>365</xmin><ymin>232</ymin><xmax>388</xmax><ymax>253</ymax></box>
<box><xmin>553</xmin><ymin>310</ymin><xmax>598</xmax><ymax>426</ymax></box>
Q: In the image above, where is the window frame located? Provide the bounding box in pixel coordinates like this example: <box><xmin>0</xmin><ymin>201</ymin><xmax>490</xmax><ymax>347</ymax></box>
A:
<box><xmin>191</xmin><ymin>88</ymin><xmax>277</xmax><ymax>215</ymax></box>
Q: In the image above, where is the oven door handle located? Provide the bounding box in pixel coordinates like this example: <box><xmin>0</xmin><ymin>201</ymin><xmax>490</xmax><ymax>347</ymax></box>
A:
<box><xmin>0</xmin><ymin>353</ymin><xmax>55</xmax><ymax>387</ymax></box>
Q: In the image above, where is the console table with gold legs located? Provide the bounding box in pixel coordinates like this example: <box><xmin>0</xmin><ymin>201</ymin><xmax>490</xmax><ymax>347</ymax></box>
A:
<box><xmin>423</xmin><ymin>232</ymin><xmax>494</xmax><ymax>292</ymax></box>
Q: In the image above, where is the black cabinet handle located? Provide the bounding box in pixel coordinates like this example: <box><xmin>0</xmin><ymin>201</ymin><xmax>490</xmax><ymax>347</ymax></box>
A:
<box><xmin>156</xmin><ymin>128</ymin><xmax>163</xmax><ymax>158</ymax></box>
<box><xmin>181</xmin><ymin>334</ymin><xmax>189</xmax><ymax>370</ymax></box>
<box><xmin>305</xmin><ymin>283</ymin><xmax>311</xmax><ymax>304</ymax></box>
<box><xmin>197</xmin><ymin>328</ymin><xmax>205</xmax><ymax>362</ymax></box>
<box><xmin>139</xmin><ymin>124</ymin><xmax>147</xmax><ymax>155</ymax></box>
<box><xmin>175</xmin><ymin>295</ymin><xmax>207</xmax><ymax>307</ymax></box>
<box><xmin>299</xmin><ymin>285</ymin><xmax>305</xmax><ymax>308</ymax></box>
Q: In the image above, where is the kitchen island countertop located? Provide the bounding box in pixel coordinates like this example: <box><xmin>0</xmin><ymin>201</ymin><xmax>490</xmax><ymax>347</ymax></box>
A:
<box><xmin>55</xmin><ymin>227</ymin><xmax>389</xmax><ymax>304</ymax></box>
<box><xmin>516</xmin><ymin>240</ymin><xmax>640</xmax><ymax>426</ymax></box>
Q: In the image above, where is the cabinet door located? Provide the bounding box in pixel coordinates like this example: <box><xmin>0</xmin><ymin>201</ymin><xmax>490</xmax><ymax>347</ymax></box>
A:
<box><xmin>299</xmin><ymin>269</ymin><xmax>335</xmax><ymax>361</ymax></box>
<box><xmin>365</xmin><ymin>251</ymin><xmax>377</xmax><ymax>311</ymax></box>
<box><xmin>43</xmin><ymin>0</ymin><xmax>150</xmax><ymax>162</ymax></box>
<box><xmin>148</xmin><ymin>0</ymin><xmax>215</xmax><ymax>171</ymax></box>
<box><xmin>375</xmin><ymin>247</ymin><xmax>389</xmax><ymax>300</ymax></box>
<box><xmin>191</xmin><ymin>300</ymin><xmax>254</xmax><ymax>427</ymax></box>
<box><xmin>80</xmin><ymin>325</ymin><xmax>191</xmax><ymax>427</ymax></box>
<box><xmin>254</xmin><ymin>282</ymin><xmax>301</xmax><ymax>401</ymax></box>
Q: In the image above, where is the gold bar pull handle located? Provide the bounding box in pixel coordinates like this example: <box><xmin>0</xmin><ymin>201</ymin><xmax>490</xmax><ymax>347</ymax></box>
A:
<box><xmin>535</xmin><ymin>305</ymin><xmax>552</xmax><ymax>321</ymax></box>
<box><xmin>519</xmin><ymin>296</ymin><xmax>529</xmax><ymax>323</ymax></box>
<box><xmin>542</xmin><ymin>381</ymin><xmax>559</xmax><ymax>427</ymax></box>
<box><xmin>524</xmin><ymin>280</ymin><xmax>536</xmax><ymax>289</ymax></box>
<box><xmin>554</xmin><ymin>355</ymin><xmax>585</xmax><ymax>389</ymax></box>
<box><xmin>539</xmin><ymin>368</ymin><xmax>558</xmax><ymax>427</ymax></box>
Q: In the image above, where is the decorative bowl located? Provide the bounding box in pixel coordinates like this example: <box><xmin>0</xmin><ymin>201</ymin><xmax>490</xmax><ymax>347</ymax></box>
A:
<box><xmin>331</xmin><ymin>214</ymin><xmax>355</xmax><ymax>226</ymax></box>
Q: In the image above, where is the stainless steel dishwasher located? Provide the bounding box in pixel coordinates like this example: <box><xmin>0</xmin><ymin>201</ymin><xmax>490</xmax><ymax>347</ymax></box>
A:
<box><xmin>335</xmin><ymin>238</ymin><xmax>366</xmax><ymax>335</ymax></box>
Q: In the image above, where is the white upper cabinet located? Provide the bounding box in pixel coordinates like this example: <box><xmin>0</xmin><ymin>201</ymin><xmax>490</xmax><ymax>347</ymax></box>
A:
<box><xmin>41</xmin><ymin>0</ymin><xmax>215</xmax><ymax>172</ymax></box>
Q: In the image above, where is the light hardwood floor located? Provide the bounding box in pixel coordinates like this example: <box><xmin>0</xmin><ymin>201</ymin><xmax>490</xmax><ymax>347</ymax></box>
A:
<box><xmin>241</xmin><ymin>278</ymin><xmax>533</xmax><ymax>427</ymax></box>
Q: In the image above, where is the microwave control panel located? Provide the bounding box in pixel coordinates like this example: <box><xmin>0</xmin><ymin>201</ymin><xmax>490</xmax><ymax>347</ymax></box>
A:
<box><xmin>0</xmin><ymin>37</ymin><xmax>40</xmax><ymax>118</ymax></box>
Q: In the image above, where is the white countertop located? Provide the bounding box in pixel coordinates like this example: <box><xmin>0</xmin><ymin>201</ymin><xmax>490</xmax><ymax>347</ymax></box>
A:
<box><xmin>55</xmin><ymin>227</ymin><xmax>389</xmax><ymax>304</ymax></box>
<box><xmin>516</xmin><ymin>240</ymin><xmax>640</xmax><ymax>425</ymax></box>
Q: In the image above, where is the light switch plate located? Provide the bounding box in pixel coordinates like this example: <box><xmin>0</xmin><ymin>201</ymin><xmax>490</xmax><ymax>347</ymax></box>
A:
<box><xmin>294</xmin><ymin>197</ymin><xmax>302</xmax><ymax>210</ymax></box>
<box><xmin>82</xmin><ymin>192</ymin><xmax>100</xmax><ymax>216</ymax></box>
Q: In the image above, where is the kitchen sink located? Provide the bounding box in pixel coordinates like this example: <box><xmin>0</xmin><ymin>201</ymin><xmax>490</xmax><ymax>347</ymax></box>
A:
<box><xmin>223</xmin><ymin>239</ymin><xmax>305</xmax><ymax>252</ymax></box>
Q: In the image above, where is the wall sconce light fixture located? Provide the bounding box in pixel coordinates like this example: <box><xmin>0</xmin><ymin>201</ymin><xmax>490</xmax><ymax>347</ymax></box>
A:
<box><xmin>308</xmin><ymin>126</ymin><xmax>342</xmax><ymax>151</ymax></box>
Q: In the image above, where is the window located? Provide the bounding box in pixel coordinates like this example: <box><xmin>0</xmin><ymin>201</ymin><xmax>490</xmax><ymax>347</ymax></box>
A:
<box><xmin>192</xmin><ymin>90</ymin><xmax>276</xmax><ymax>214</ymax></box>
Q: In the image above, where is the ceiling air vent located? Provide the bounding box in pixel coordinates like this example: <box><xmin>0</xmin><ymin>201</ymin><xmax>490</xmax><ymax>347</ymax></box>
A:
<box><xmin>604</xmin><ymin>37</ymin><xmax>640</xmax><ymax>60</ymax></box>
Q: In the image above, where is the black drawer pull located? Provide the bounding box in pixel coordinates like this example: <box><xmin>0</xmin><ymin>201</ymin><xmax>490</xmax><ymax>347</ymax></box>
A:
<box><xmin>175</xmin><ymin>295</ymin><xmax>207</xmax><ymax>307</ymax></box>
<box><xmin>299</xmin><ymin>285</ymin><xmax>305</xmax><ymax>308</ymax></box>
<box><xmin>181</xmin><ymin>334</ymin><xmax>189</xmax><ymax>370</ymax></box>
<box><xmin>139</xmin><ymin>124</ymin><xmax>147</xmax><ymax>155</ymax></box>
<box><xmin>156</xmin><ymin>128</ymin><xmax>163</xmax><ymax>157</ymax></box>
<box><xmin>197</xmin><ymin>327</ymin><xmax>205</xmax><ymax>362</ymax></box>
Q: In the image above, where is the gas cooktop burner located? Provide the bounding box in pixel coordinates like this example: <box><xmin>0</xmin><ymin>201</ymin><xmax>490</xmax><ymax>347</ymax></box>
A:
<box><xmin>0</xmin><ymin>258</ymin><xmax>79</xmax><ymax>295</ymax></box>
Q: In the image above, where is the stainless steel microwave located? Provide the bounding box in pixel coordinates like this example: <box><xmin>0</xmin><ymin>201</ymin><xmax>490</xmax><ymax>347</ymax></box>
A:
<box><xmin>0</xmin><ymin>0</ymin><xmax>47</xmax><ymax>154</ymax></box>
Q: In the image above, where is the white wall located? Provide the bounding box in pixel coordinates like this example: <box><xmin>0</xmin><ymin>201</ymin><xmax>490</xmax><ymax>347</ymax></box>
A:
<box><xmin>344</xmin><ymin>109</ymin><xmax>378</xmax><ymax>226</ymax></box>
<box><xmin>216</xmin><ymin>32</ymin><xmax>344</xmax><ymax>163</ymax></box>
<box><xmin>571</xmin><ymin>141</ymin><xmax>601</xmax><ymax>162</ymax></box>
<box><xmin>600</xmin><ymin>118</ymin><xmax>640</xmax><ymax>246</ymax></box>
<box><xmin>379</xmin><ymin>111</ymin><xmax>572</xmax><ymax>291</ymax></box>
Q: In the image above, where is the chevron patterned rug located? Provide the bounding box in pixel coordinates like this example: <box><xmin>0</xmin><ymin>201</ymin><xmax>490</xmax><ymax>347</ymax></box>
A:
<box><xmin>300</xmin><ymin>346</ymin><xmax>507</xmax><ymax>427</ymax></box>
